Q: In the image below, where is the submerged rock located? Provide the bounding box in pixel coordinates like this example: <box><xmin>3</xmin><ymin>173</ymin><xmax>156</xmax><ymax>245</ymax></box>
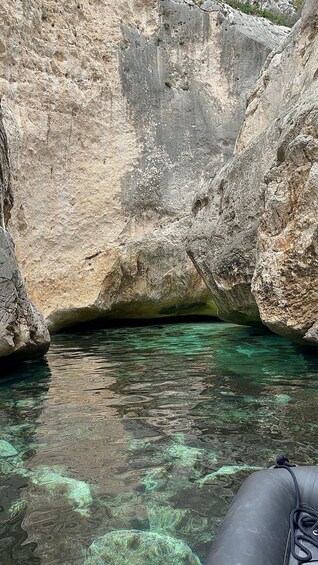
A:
<box><xmin>0</xmin><ymin>439</ymin><xmax>18</xmax><ymax>458</ymax></box>
<box><xmin>0</xmin><ymin>106</ymin><xmax>50</xmax><ymax>360</ymax></box>
<box><xmin>0</xmin><ymin>450</ymin><xmax>93</xmax><ymax>516</ymax></box>
<box><xmin>188</xmin><ymin>0</ymin><xmax>318</xmax><ymax>346</ymax></box>
<box><xmin>85</xmin><ymin>530</ymin><xmax>201</xmax><ymax>565</ymax></box>
<box><xmin>274</xmin><ymin>394</ymin><xmax>291</xmax><ymax>405</ymax></box>
<box><xmin>31</xmin><ymin>467</ymin><xmax>93</xmax><ymax>516</ymax></box>
<box><xmin>198</xmin><ymin>464</ymin><xmax>263</xmax><ymax>485</ymax></box>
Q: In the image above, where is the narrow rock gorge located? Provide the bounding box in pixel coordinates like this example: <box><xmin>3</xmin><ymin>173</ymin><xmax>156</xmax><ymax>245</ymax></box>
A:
<box><xmin>0</xmin><ymin>107</ymin><xmax>49</xmax><ymax>361</ymax></box>
<box><xmin>188</xmin><ymin>0</ymin><xmax>318</xmax><ymax>345</ymax></box>
<box><xmin>0</xmin><ymin>0</ymin><xmax>287</xmax><ymax>331</ymax></box>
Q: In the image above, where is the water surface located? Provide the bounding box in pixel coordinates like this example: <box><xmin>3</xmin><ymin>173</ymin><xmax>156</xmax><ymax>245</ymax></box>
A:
<box><xmin>1</xmin><ymin>322</ymin><xmax>318</xmax><ymax>564</ymax></box>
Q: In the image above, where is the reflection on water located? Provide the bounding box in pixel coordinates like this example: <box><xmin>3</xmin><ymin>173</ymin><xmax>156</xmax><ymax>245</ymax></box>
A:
<box><xmin>0</xmin><ymin>361</ymin><xmax>50</xmax><ymax>564</ymax></box>
<box><xmin>1</xmin><ymin>323</ymin><xmax>318</xmax><ymax>563</ymax></box>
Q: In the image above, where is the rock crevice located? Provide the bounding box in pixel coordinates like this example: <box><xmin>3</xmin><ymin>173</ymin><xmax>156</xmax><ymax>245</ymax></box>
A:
<box><xmin>188</xmin><ymin>0</ymin><xmax>318</xmax><ymax>345</ymax></box>
<box><xmin>0</xmin><ymin>106</ymin><xmax>50</xmax><ymax>360</ymax></box>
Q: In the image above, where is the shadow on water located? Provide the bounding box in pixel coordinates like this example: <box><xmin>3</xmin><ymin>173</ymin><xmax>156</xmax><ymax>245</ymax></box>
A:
<box><xmin>57</xmin><ymin>314</ymin><xmax>218</xmax><ymax>333</ymax></box>
<box><xmin>0</xmin><ymin>323</ymin><xmax>318</xmax><ymax>563</ymax></box>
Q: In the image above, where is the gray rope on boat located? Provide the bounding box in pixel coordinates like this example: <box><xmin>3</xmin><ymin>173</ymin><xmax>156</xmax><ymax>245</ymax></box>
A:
<box><xmin>275</xmin><ymin>455</ymin><xmax>318</xmax><ymax>564</ymax></box>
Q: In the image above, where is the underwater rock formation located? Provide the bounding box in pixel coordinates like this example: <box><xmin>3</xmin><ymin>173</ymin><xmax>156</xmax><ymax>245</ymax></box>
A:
<box><xmin>188</xmin><ymin>0</ymin><xmax>318</xmax><ymax>345</ymax></box>
<box><xmin>0</xmin><ymin>438</ymin><xmax>93</xmax><ymax>517</ymax></box>
<box><xmin>85</xmin><ymin>530</ymin><xmax>201</xmax><ymax>565</ymax></box>
<box><xmin>0</xmin><ymin>0</ymin><xmax>286</xmax><ymax>330</ymax></box>
<box><xmin>0</xmin><ymin>107</ymin><xmax>50</xmax><ymax>360</ymax></box>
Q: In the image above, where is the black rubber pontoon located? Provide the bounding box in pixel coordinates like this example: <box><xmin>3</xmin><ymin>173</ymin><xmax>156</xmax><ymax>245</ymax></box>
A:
<box><xmin>206</xmin><ymin>465</ymin><xmax>318</xmax><ymax>565</ymax></box>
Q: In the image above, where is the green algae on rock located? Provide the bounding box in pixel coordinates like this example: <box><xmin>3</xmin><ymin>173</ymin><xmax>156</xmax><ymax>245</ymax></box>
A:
<box><xmin>198</xmin><ymin>465</ymin><xmax>263</xmax><ymax>485</ymax></box>
<box><xmin>0</xmin><ymin>452</ymin><xmax>93</xmax><ymax>516</ymax></box>
<box><xmin>147</xmin><ymin>504</ymin><xmax>189</xmax><ymax>537</ymax></box>
<box><xmin>141</xmin><ymin>433</ymin><xmax>218</xmax><ymax>493</ymax></box>
<box><xmin>85</xmin><ymin>530</ymin><xmax>201</xmax><ymax>565</ymax></box>
<box><xmin>274</xmin><ymin>394</ymin><xmax>291</xmax><ymax>405</ymax></box>
<box><xmin>8</xmin><ymin>497</ymin><xmax>27</xmax><ymax>517</ymax></box>
<box><xmin>0</xmin><ymin>440</ymin><xmax>18</xmax><ymax>458</ymax></box>
<box><xmin>97</xmin><ymin>432</ymin><xmax>219</xmax><ymax>555</ymax></box>
<box><xmin>31</xmin><ymin>468</ymin><xmax>93</xmax><ymax>516</ymax></box>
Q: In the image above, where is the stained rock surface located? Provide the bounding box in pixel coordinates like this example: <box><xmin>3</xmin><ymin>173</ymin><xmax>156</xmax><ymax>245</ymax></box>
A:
<box><xmin>188</xmin><ymin>0</ymin><xmax>318</xmax><ymax>345</ymax></box>
<box><xmin>0</xmin><ymin>0</ymin><xmax>286</xmax><ymax>330</ymax></box>
<box><xmin>0</xmin><ymin>107</ymin><xmax>50</xmax><ymax>360</ymax></box>
<box><xmin>85</xmin><ymin>530</ymin><xmax>201</xmax><ymax>565</ymax></box>
<box><xmin>248</xmin><ymin>0</ymin><xmax>301</xmax><ymax>24</ymax></box>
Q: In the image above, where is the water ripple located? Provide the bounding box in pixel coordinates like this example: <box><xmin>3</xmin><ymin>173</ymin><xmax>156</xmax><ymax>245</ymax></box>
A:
<box><xmin>0</xmin><ymin>322</ymin><xmax>318</xmax><ymax>563</ymax></box>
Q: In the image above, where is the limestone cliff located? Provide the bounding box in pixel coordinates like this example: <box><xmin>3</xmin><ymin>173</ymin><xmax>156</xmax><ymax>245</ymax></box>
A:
<box><xmin>0</xmin><ymin>107</ymin><xmax>50</xmax><ymax>360</ymax></box>
<box><xmin>226</xmin><ymin>0</ymin><xmax>301</xmax><ymax>25</ymax></box>
<box><xmin>188</xmin><ymin>0</ymin><xmax>318</xmax><ymax>345</ymax></box>
<box><xmin>0</xmin><ymin>0</ymin><xmax>286</xmax><ymax>331</ymax></box>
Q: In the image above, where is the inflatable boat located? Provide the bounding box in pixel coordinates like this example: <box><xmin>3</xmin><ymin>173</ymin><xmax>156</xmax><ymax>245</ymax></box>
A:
<box><xmin>206</xmin><ymin>457</ymin><xmax>318</xmax><ymax>565</ymax></box>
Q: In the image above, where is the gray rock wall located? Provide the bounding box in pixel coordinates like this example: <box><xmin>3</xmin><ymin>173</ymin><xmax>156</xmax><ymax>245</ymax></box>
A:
<box><xmin>0</xmin><ymin>105</ymin><xmax>12</xmax><ymax>229</ymax></box>
<box><xmin>188</xmin><ymin>0</ymin><xmax>318</xmax><ymax>345</ymax></box>
<box><xmin>0</xmin><ymin>106</ymin><xmax>50</xmax><ymax>360</ymax></box>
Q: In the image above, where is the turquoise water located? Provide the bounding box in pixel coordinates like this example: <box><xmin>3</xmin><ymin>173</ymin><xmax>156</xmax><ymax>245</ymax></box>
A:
<box><xmin>1</xmin><ymin>322</ymin><xmax>318</xmax><ymax>563</ymax></box>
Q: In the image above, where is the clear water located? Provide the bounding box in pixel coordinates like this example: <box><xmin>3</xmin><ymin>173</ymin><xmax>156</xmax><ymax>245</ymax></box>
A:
<box><xmin>1</xmin><ymin>322</ymin><xmax>318</xmax><ymax>564</ymax></box>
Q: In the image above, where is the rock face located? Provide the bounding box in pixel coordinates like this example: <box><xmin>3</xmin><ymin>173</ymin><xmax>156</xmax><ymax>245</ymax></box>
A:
<box><xmin>249</xmin><ymin>0</ymin><xmax>301</xmax><ymax>24</ymax></box>
<box><xmin>188</xmin><ymin>0</ymin><xmax>318</xmax><ymax>345</ymax></box>
<box><xmin>0</xmin><ymin>0</ymin><xmax>286</xmax><ymax>331</ymax></box>
<box><xmin>0</xmin><ymin>107</ymin><xmax>50</xmax><ymax>360</ymax></box>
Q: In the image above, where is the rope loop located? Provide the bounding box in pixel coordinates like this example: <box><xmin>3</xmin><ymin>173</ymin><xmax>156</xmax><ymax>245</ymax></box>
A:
<box><xmin>274</xmin><ymin>455</ymin><xmax>318</xmax><ymax>563</ymax></box>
